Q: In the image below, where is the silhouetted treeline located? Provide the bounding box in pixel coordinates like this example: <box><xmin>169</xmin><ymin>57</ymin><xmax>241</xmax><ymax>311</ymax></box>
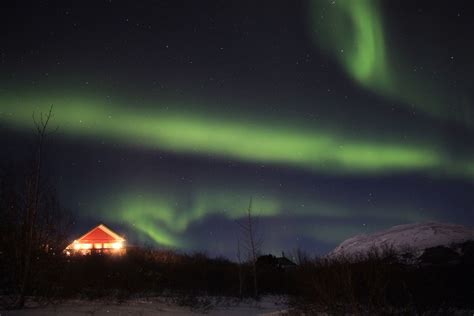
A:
<box><xmin>19</xmin><ymin>247</ymin><xmax>295</xmax><ymax>300</ymax></box>
<box><xmin>290</xmin><ymin>243</ymin><xmax>474</xmax><ymax>314</ymax></box>
<box><xmin>1</xmin><ymin>238</ymin><xmax>474</xmax><ymax>313</ymax></box>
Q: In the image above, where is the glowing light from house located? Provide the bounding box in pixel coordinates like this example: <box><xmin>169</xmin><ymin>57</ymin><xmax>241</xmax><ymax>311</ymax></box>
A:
<box><xmin>64</xmin><ymin>224</ymin><xmax>126</xmax><ymax>255</ymax></box>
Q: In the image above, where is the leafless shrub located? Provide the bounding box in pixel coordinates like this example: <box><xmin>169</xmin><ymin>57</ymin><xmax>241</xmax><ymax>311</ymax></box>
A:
<box><xmin>236</xmin><ymin>198</ymin><xmax>262</xmax><ymax>299</ymax></box>
<box><xmin>0</xmin><ymin>106</ymin><xmax>72</xmax><ymax>309</ymax></box>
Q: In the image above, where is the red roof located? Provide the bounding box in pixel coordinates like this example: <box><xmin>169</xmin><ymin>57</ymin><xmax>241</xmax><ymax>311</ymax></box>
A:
<box><xmin>75</xmin><ymin>224</ymin><xmax>124</xmax><ymax>243</ymax></box>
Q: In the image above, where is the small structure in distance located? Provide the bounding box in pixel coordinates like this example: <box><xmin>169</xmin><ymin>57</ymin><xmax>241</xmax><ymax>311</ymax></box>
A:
<box><xmin>65</xmin><ymin>224</ymin><xmax>126</xmax><ymax>256</ymax></box>
<box><xmin>257</xmin><ymin>252</ymin><xmax>297</xmax><ymax>271</ymax></box>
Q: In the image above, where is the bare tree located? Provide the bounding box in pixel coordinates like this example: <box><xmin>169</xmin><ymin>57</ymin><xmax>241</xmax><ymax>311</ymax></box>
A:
<box><xmin>0</xmin><ymin>105</ymin><xmax>70</xmax><ymax>308</ymax></box>
<box><xmin>15</xmin><ymin>106</ymin><xmax>53</xmax><ymax>307</ymax></box>
<box><xmin>236</xmin><ymin>239</ymin><xmax>243</xmax><ymax>298</ymax></box>
<box><xmin>237</xmin><ymin>197</ymin><xmax>262</xmax><ymax>299</ymax></box>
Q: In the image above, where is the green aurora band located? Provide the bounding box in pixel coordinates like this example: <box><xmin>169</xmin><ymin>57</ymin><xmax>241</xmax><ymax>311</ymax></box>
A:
<box><xmin>309</xmin><ymin>0</ymin><xmax>472</xmax><ymax>126</ymax></box>
<box><xmin>1</xmin><ymin>92</ymin><xmax>470</xmax><ymax>176</ymax></box>
<box><xmin>97</xmin><ymin>187</ymin><xmax>434</xmax><ymax>248</ymax></box>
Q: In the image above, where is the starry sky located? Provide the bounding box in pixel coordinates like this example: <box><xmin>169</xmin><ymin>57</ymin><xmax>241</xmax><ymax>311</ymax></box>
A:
<box><xmin>1</xmin><ymin>0</ymin><xmax>473</xmax><ymax>257</ymax></box>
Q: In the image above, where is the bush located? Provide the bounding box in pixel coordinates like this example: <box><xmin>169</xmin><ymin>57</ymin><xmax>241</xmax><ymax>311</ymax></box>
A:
<box><xmin>288</xmin><ymin>246</ymin><xmax>474</xmax><ymax>314</ymax></box>
<box><xmin>2</xmin><ymin>243</ymin><xmax>473</xmax><ymax>313</ymax></box>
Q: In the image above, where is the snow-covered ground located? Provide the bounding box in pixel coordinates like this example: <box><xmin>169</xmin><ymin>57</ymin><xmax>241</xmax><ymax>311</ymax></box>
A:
<box><xmin>1</xmin><ymin>296</ymin><xmax>290</xmax><ymax>316</ymax></box>
<box><xmin>329</xmin><ymin>222</ymin><xmax>474</xmax><ymax>258</ymax></box>
<box><xmin>3</xmin><ymin>296</ymin><xmax>474</xmax><ymax>315</ymax></box>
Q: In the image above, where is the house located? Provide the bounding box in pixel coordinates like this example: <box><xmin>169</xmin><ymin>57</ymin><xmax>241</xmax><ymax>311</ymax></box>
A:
<box><xmin>275</xmin><ymin>253</ymin><xmax>298</xmax><ymax>270</ymax></box>
<box><xmin>257</xmin><ymin>252</ymin><xmax>297</xmax><ymax>271</ymax></box>
<box><xmin>65</xmin><ymin>224</ymin><xmax>126</xmax><ymax>255</ymax></box>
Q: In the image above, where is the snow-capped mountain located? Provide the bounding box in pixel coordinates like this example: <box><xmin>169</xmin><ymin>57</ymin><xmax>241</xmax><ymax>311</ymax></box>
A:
<box><xmin>329</xmin><ymin>222</ymin><xmax>474</xmax><ymax>258</ymax></box>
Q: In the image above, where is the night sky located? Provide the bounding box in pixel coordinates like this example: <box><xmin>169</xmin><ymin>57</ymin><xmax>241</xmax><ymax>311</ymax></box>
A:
<box><xmin>1</xmin><ymin>0</ymin><xmax>473</xmax><ymax>257</ymax></box>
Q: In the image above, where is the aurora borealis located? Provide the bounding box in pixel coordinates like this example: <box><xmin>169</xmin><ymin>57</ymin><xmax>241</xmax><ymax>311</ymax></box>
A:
<box><xmin>1</xmin><ymin>0</ymin><xmax>473</xmax><ymax>256</ymax></box>
<box><xmin>309</xmin><ymin>0</ymin><xmax>473</xmax><ymax>127</ymax></box>
<box><xmin>0</xmin><ymin>92</ymin><xmax>459</xmax><ymax>174</ymax></box>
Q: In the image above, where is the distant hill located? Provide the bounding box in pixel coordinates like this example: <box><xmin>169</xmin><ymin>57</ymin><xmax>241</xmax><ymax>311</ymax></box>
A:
<box><xmin>328</xmin><ymin>222</ymin><xmax>474</xmax><ymax>262</ymax></box>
